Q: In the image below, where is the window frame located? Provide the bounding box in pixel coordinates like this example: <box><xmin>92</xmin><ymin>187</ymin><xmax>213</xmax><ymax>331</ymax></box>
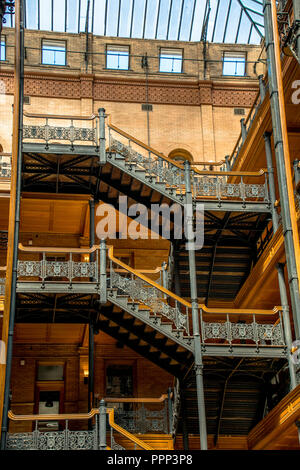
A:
<box><xmin>222</xmin><ymin>51</ymin><xmax>247</xmax><ymax>77</ymax></box>
<box><xmin>41</xmin><ymin>38</ymin><xmax>67</xmax><ymax>66</ymax></box>
<box><xmin>105</xmin><ymin>44</ymin><xmax>130</xmax><ymax>71</ymax></box>
<box><xmin>0</xmin><ymin>36</ymin><xmax>6</xmax><ymax>62</ymax></box>
<box><xmin>159</xmin><ymin>47</ymin><xmax>183</xmax><ymax>74</ymax></box>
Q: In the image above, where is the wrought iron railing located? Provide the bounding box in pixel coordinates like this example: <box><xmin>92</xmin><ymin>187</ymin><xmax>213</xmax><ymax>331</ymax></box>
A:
<box><xmin>22</xmin><ymin>112</ymin><xmax>99</xmax><ymax>149</ymax></box>
<box><xmin>0</xmin><ymin>154</ymin><xmax>11</xmax><ymax>178</ymax></box>
<box><xmin>200</xmin><ymin>308</ymin><xmax>285</xmax><ymax>347</ymax></box>
<box><xmin>108</xmin><ymin>245</ymin><xmax>191</xmax><ymax>334</ymax></box>
<box><xmin>6</xmin><ymin>403</ymin><xmax>153</xmax><ymax>451</ymax></box>
<box><xmin>105</xmin><ymin>394</ymin><xmax>171</xmax><ymax>435</ymax></box>
<box><xmin>108</xmin><ymin>123</ymin><xmax>270</xmax><ymax>205</ymax></box>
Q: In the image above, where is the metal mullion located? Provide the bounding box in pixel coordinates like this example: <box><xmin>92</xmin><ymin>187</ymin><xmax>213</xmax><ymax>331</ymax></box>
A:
<box><xmin>51</xmin><ymin>0</ymin><xmax>54</xmax><ymax>31</ymax></box>
<box><xmin>166</xmin><ymin>0</ymin><xmax>172</xmax><ymax>40</ymax></box>
<box><xmin>37</xmin><ymin>0</ymin><xmax>40</xmax><ymax>29</ymax></box>
<box><xmin>177</xmin><ymin>0</ymin><xmax>185</xmax><ymax>41</ymax></box>
<box><xmin>78</xmin><ymin>0</ymin><xmax>82</xmax><ymax>33</ymax></box>
<box><xmin>211</xmin><ymin>0</ymin><xmax>220</xmax><ymax>43</ymax></box>
<box><xmin>248</xmin><ymin>23</ymin><xmax>253</xmax><ymax>43</ymax></box>
<box><xmin>117</xmin><ymin>0</ymin><xmax>121</xmax><ymax>36</ymax></box>
<box><xmin>104</xmin><ymin>0</ymin><xmax>108</xmax><ymax>35</ymax></box>
<box><xmin>142</xmin><ymin>0</ymin><xmax>148</xmax><ymax>39</ymax></box>
<box><xmin>188</xmin><ymin>0</ymin><xmax>197</xmax><ymax>41</ymax></box>
<box><xmin>222</xmin><ymin>0</ymin><xmax>233</xmax><ymax>43</ymax></box>
<box><xmin>237</xmin><ymin>0</ymin><xmax>263</xmax><ymax>37</ymax></box>
<box><xmin>65</xmin><ymin>0</ymin><xmax>68</xmax><ymax>32</ymax></box>
<box><xmin>91</xmin><ymin>0</ymin><xmax>95</xmax><ymax>32</ymax></box>
<box><xmin>130</xmin><ymin>0</ymin><xmax>135</xmax><ymax>37</ymax></box>
<box><xmin>235</xmin><ymin>8</ymin><xmax>243</xmax><ymax>43</ymax></box>
<box><xmin>155</xmin><ymin>0</ymin><xmax>161</xmax><ymax>38</ymax></box>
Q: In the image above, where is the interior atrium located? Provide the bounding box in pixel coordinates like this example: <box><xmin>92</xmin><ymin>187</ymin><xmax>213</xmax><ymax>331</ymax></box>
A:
<box><xmin>0</xmin><ymin>0</ymin><xmax>299</xmax><ymax>451</ymax></box>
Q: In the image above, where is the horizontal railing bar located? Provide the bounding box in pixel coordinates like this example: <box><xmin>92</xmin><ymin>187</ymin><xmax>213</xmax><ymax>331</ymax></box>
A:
<box><xmin>23</xmin><ymin>111</ymin><xmax>98</xmax><ymax>121</ymax></box>
<box><xmin>193</xmin><ymin>169</ymin><xmax>268</xmax><ymax>176</ymax></box>
<box><xmin>18</xmin><ymin>243</ymin><xmax>98</xmax><ymax>254</ymax></box>
<box><xmin>104</xmin><ymin>394</ymin><xmax>168</xmax><ymax>403</ymax></box>
<box><xmin>8</xmin><ymin>409</ymin><xmax>99</xmax><ymax>421</ymax></box>
<box><xmin>108</xmin><ymin>123</ymin><xmax>184</xmax><ymax>169</ymax></box>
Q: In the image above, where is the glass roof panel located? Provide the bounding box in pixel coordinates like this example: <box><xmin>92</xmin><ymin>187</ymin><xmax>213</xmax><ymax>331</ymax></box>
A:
<box><xmin>3</xmin><ymin>0</ymin><xmax>266</xmax><ymax>44</ymax></box>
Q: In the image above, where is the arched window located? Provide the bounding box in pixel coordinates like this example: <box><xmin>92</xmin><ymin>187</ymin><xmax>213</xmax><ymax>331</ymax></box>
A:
<box><xmin>168</xmin><ymin>148</ymin><xmax>193</xmax><ymax>164</ymax></box>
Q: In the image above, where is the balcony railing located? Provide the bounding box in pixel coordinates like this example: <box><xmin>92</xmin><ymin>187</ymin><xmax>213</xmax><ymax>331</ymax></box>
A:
<box><xmin>6</xmin><ymin>402</ymin><xmax>153</xmax><ymax>450</ymax></box>
<box><xmin>0</xmin><ymin>153</ymin><xmax>11</xmax><ymax>178</ymax></box>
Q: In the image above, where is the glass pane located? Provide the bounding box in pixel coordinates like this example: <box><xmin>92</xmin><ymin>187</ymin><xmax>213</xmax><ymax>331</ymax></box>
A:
<box><xmin>0</xmin><ymin>41</ymin><xmax>5</xmax><ymax>61</ymax></box>
<box><xmin>40</xmin><ymin>0</ymin><xmax>52</xmax><ymax>31</ymax></box>
<box><xmin>42</xmin><ymin>42</ymin><xmax>66</xmax><ymax>65</ymax></box>
<box><xmin>223</xmin><ymin>56</ymin><xmax>246</xmax><ymax>76</ymax></box>
<box><xmin>106</xmin><ymin>48</ymin><xmax>129</xmax><ymax>69</ymax></box>
<box><xmin>159</xmin><ymin>50</ymin><xmax>182</xmax><ymax>73</ymax></box>
<box><xmin>53</xmin><ymin>0</ymin><xmax>66</xmax><ymax>32</ymax></box>
<box><xmin>26</xmin><ymin>0</ymin><xmax>39</xmax><ymax>29</ymax></box>
<box><xmin>66</xmin><ymin>0</ymin><xmax>79</xmax><ymax>33</ymax></box>
<box><xmin>37</xmin><ymin>365</ymin><xmax>64</xmax><ymax>381</ymax></box>
<box><xmin>106</xmin><ymin>365</ymin><xmax>133</xmax><ymax>397</ymax></box>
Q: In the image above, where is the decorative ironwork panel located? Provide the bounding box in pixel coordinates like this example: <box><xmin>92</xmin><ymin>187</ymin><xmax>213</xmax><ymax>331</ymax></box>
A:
<box><xmin>68</xmin><ymin>431</ymin><xmax>96</xmax><ymax>450</ymax></box>
<box><xmin>0</xmin><ymin>155</ymin><xmax>11</xmax><ymax>178</ymax></box>
<box><xmin>72</xmin><ymin>262</ymin><xmax>96</xmax><ymax>279</ymax></box>
<box><xmin>114</xmin><ymin>405</ymin><xmax>168</xmax><ymax>434</ymax></box>
<box><xmin>45</xmin><ymin>261</ymin><xmax>69</xmax><ymax>279</ymax></box>
<box><xmin>231</xmin><ymin>323</ymin><xmax>255</xmax><ymax>341</ymax></box>
<box><xmin>111</xmin><ymin>435</ymin><xmax>125</xmax><ymax>450</ymax></box>
<box><xmin>110</xmin><ymin>268</ymin><xmax>188</xmax><ymax>332</ymax></box>
<box><xmin>23</xmin><ymin>125</ymin><xmax>96</xmax><ymax>145</ymax></box>
<box><xmin>0</xmin><ymin>278</ymin><xmax>5</xmax><ymax>296</ymax></box>
<box><xmin>244</xmin><ymin>183</ymin><xmax>266</xmax><ymax>199</ymax></box>
<box><xmin>18</xmin><ymin>261</ymin><xmax>42</xmax><ymax>278</ymax></box>
<box><xmin>193</xmin><ymin>176</ymin><xmax>218</xmax><ymax>198</ymax></box>
<box><xmin>220</xmin><ymin>182</ymin><xmax>241</xmax><ymax>198</ymax></box>
<box><xmin>38</xmin><ymin>431</ymin><xmax>65</xmax><ymax>450</ymax></box>
<box><xmin>202</xmin><ymin>322</ymin><xmax>227</xmax><ymax>341</ymax></box>
<box><xmin>257</xmin><ymin>323</ymin><xmax>284</xmax><ymax>345</ymax></box>
<box><xmin>6</xmin><ymin>433</ymin><xmax>35</xmax><ymax>450</ymax></box>
<box><xmin>110</xmin><ymin>137</ymin><xmax>184</xmax><ymax>187</ymax></box>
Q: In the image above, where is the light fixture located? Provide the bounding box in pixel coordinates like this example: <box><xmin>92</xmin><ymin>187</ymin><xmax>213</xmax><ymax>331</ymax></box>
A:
<box><xmin>83</xmin><ymin>369</ymin><xmax>89</xmax><ymax>384</ymax></box>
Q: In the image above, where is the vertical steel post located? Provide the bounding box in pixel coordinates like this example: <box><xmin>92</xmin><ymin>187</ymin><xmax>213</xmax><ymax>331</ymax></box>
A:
<box><xmin>277</xmin><ymin>263</ymin><xmax>297</xmax><ymax>390</ymax></box>
<box><xmin>100</xmin><ymin>238</ymin><xmax>107</xmax><ymax>304</ymax></box>
<box><xmin>294</xmin><ymin>160</ymin><xmax>300</xmax><ymax>187</ymax></box>
<box><xmin>180</xmin><ymin>381</ymin><xmax>190</xmax><ymax>451</ymax></box>
<box><xmin>184</xmin><ymin>160</ymin><xmax>207</xmax><ymax>450</ymax></box>
<box><xmin>167</xmin><ymin>387</ymin><xmax>173</xmax><ymax>434</ymax></box>
<box><xmin>89</xmin><ymin>199</ymin><xmax>95</xmax><ymax>262</ymax></box>
<box><xmin>263</xmin><ymin>0</ymin><xmax>300</xmax><ymax>338</ymax></box>
<box><xmin>225</xmin><ymin>155</ymin><xmax>231</xmax><ymax>171</ymax></box>
<box><xmin>99</xmin><ymin>399</ymin><xmax>107</xmax><ymax>450</ymax></box>
<box><xmin>264</xmin><ymin>131</ymin><xmax>279</xmax><ymax>231</ymax></box>
<box><xmin>0</xmin><ymin>0</ymin><xmax>24</xmax><ymax>449</ymax></box>
<box><xmin>240</xmin><ymin>118</ymin><xmax>247</xmax><ymax>142</ymax></box>
<box><xmin>98</xmin><ymin>108</ymin><xmax>106</xmax><ymax>165</ymax></box>
<box><xmin>88</xmin><ymin>322</ymin><xmax>95</xmax><ymax>416</ymax></box>
<box><xmin>258</xmin><ymin>74</ymin><xmax>266</xmax><ymax>102</ymax></box>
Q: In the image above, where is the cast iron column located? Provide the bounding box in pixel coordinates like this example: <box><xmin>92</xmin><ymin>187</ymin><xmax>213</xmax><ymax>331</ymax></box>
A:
<box><xmin>264</xmin><ymin>131</ymin><xmax>279</xmax><ymax>231</ymax></box>
<box><xmin>184</xmin><ymin>160</ymin><xmax>207</xmax><ymax>450</ymax></box>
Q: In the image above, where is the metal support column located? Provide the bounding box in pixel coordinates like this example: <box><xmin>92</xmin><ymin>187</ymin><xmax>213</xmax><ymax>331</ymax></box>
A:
<box><xmin>240</xmin><ymin>118</ymin><xmax>247</xmax><ymax>142</ymax></box>
<box><xmin>99</xmin><ymin>399</ymin><xmax>107</xmax><ymax>450</ymax></box>
<box><xmin>294</xmin><ymin>160</ymin><xmax>300</xmax><ymax>187</ymax></box>
<box><xmin>0</xmin><ymin>0</ymin><xmax>23</xmax><ymax>449</ymax></box>
<box><xmin>88</xmin><ymin>322</ymin><xmax>95</xmax><ymax>413</ymax></box>
<box><xmin>277</xmin><ymin>263</ymin><xmax>297</xmax><ymax>390</ymax></box>
<box><xmin>167</xmin><ymin>387</ymin><xmax>173</xmax><ymax>435</ymax></box>
<box><xmin>264</xmin><ymin>131</ymin><xmax>279</xmax><ymax>231</ymax></box>
<box><xmin>100</xmin><ymin>238</ymin><xmax>107</xmax><ymax>304</ymax></box>
<box><xmin>263</xmin><ymin>0</ymin><xmax>300</xmax><ymax>338</ymax></box>
<box><xmin>89</xmin><ymin>199</ymin><xmax>95</xmax><ymax>262</ymax></box>
<box><xmin>259</xmin><ymin>74</ymin><xmax>266</xmax><ymax>102</ymax></box>
<box><xmin>98</xmin><ymin>108</ymin><xmax>106</xmax><ymax>165</ymax></box>
<box><xmin>184</xmin><ymin>160</ymin><xmax>207</xmax><ymax>450</ymax></box>
<box><xmin>180</xmin><ymin>382</ymin><xmax>189</xmax><ymax>450</ymax></box>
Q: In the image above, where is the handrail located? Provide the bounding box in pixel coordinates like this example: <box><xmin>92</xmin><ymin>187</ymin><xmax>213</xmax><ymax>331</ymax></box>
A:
<box><xmin>105</xmin><ymin>394</ymin><xmax>168</xmax><ymax>403</ymax></box>
<box><xmin>108</xmin><ymin>122</ymin><xmax>184</xmax><ymax>170</ymax></box>
<box><xmin>23</xmin><ymin>111</ymin><xmax>97</xmax><ymax>121</ymax></box>
<box><xmin>8</xmin><ymin>409</ymin><xmax>99</xmax><ymax>421</ymax></box>
<box><xmin>107</xmin><ymin>408</ymin><xmax>154</xmax><ymax>450</ymax></box>
<box><xmin>109</xmin><ymin>122</ymin><xmax>269</xmax><ymax>177</ymax></box>
<box><xmin>107</xmin><ymin>245</ymin><xmax>191</xmax><ymax>308</ymax></box>
<box><xmin>16</xmin><ymin>243</ymin><xmax>282</xmax><ymax>316</ymax></box>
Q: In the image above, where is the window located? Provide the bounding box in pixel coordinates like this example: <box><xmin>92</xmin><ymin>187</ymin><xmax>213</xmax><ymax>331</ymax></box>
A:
<box><xmin>222</xmin><ymin>52</ymin><xmax>246</xmax><ymax>76</ymax></box>
<box><xmin>159</xmin><ymin>48</ymin><xmax>183</xmax><ymax>73</ymax></box>
<box><xmin>0</xmin><ymin>38</ymin><xmax>5</xmax><ymax>61</ymax></box>
<box><xmin>168</xmin><ymin>149</ymin><xmax>193</xmax><ymax>164</ymax></box>
<box><xmin>37</xmin><ymin>365</ymin><xmax>64</xmax><ymax>381</ymax></box>
<box><xmin>42</xmin><ymin>39</ymin><xmax>66</xmax><ymax>66</ymax></box>
<box><xmin>106</xmin><ymin>45</ymin><xmax>129</xmax><ymax>70</ymax></box>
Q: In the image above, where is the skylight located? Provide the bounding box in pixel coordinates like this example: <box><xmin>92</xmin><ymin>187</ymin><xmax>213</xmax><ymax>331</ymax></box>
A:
<box><xmin>3</xmin><ymin>0</ymin><xmax>265</xmax><ymax>45</ymax></box>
